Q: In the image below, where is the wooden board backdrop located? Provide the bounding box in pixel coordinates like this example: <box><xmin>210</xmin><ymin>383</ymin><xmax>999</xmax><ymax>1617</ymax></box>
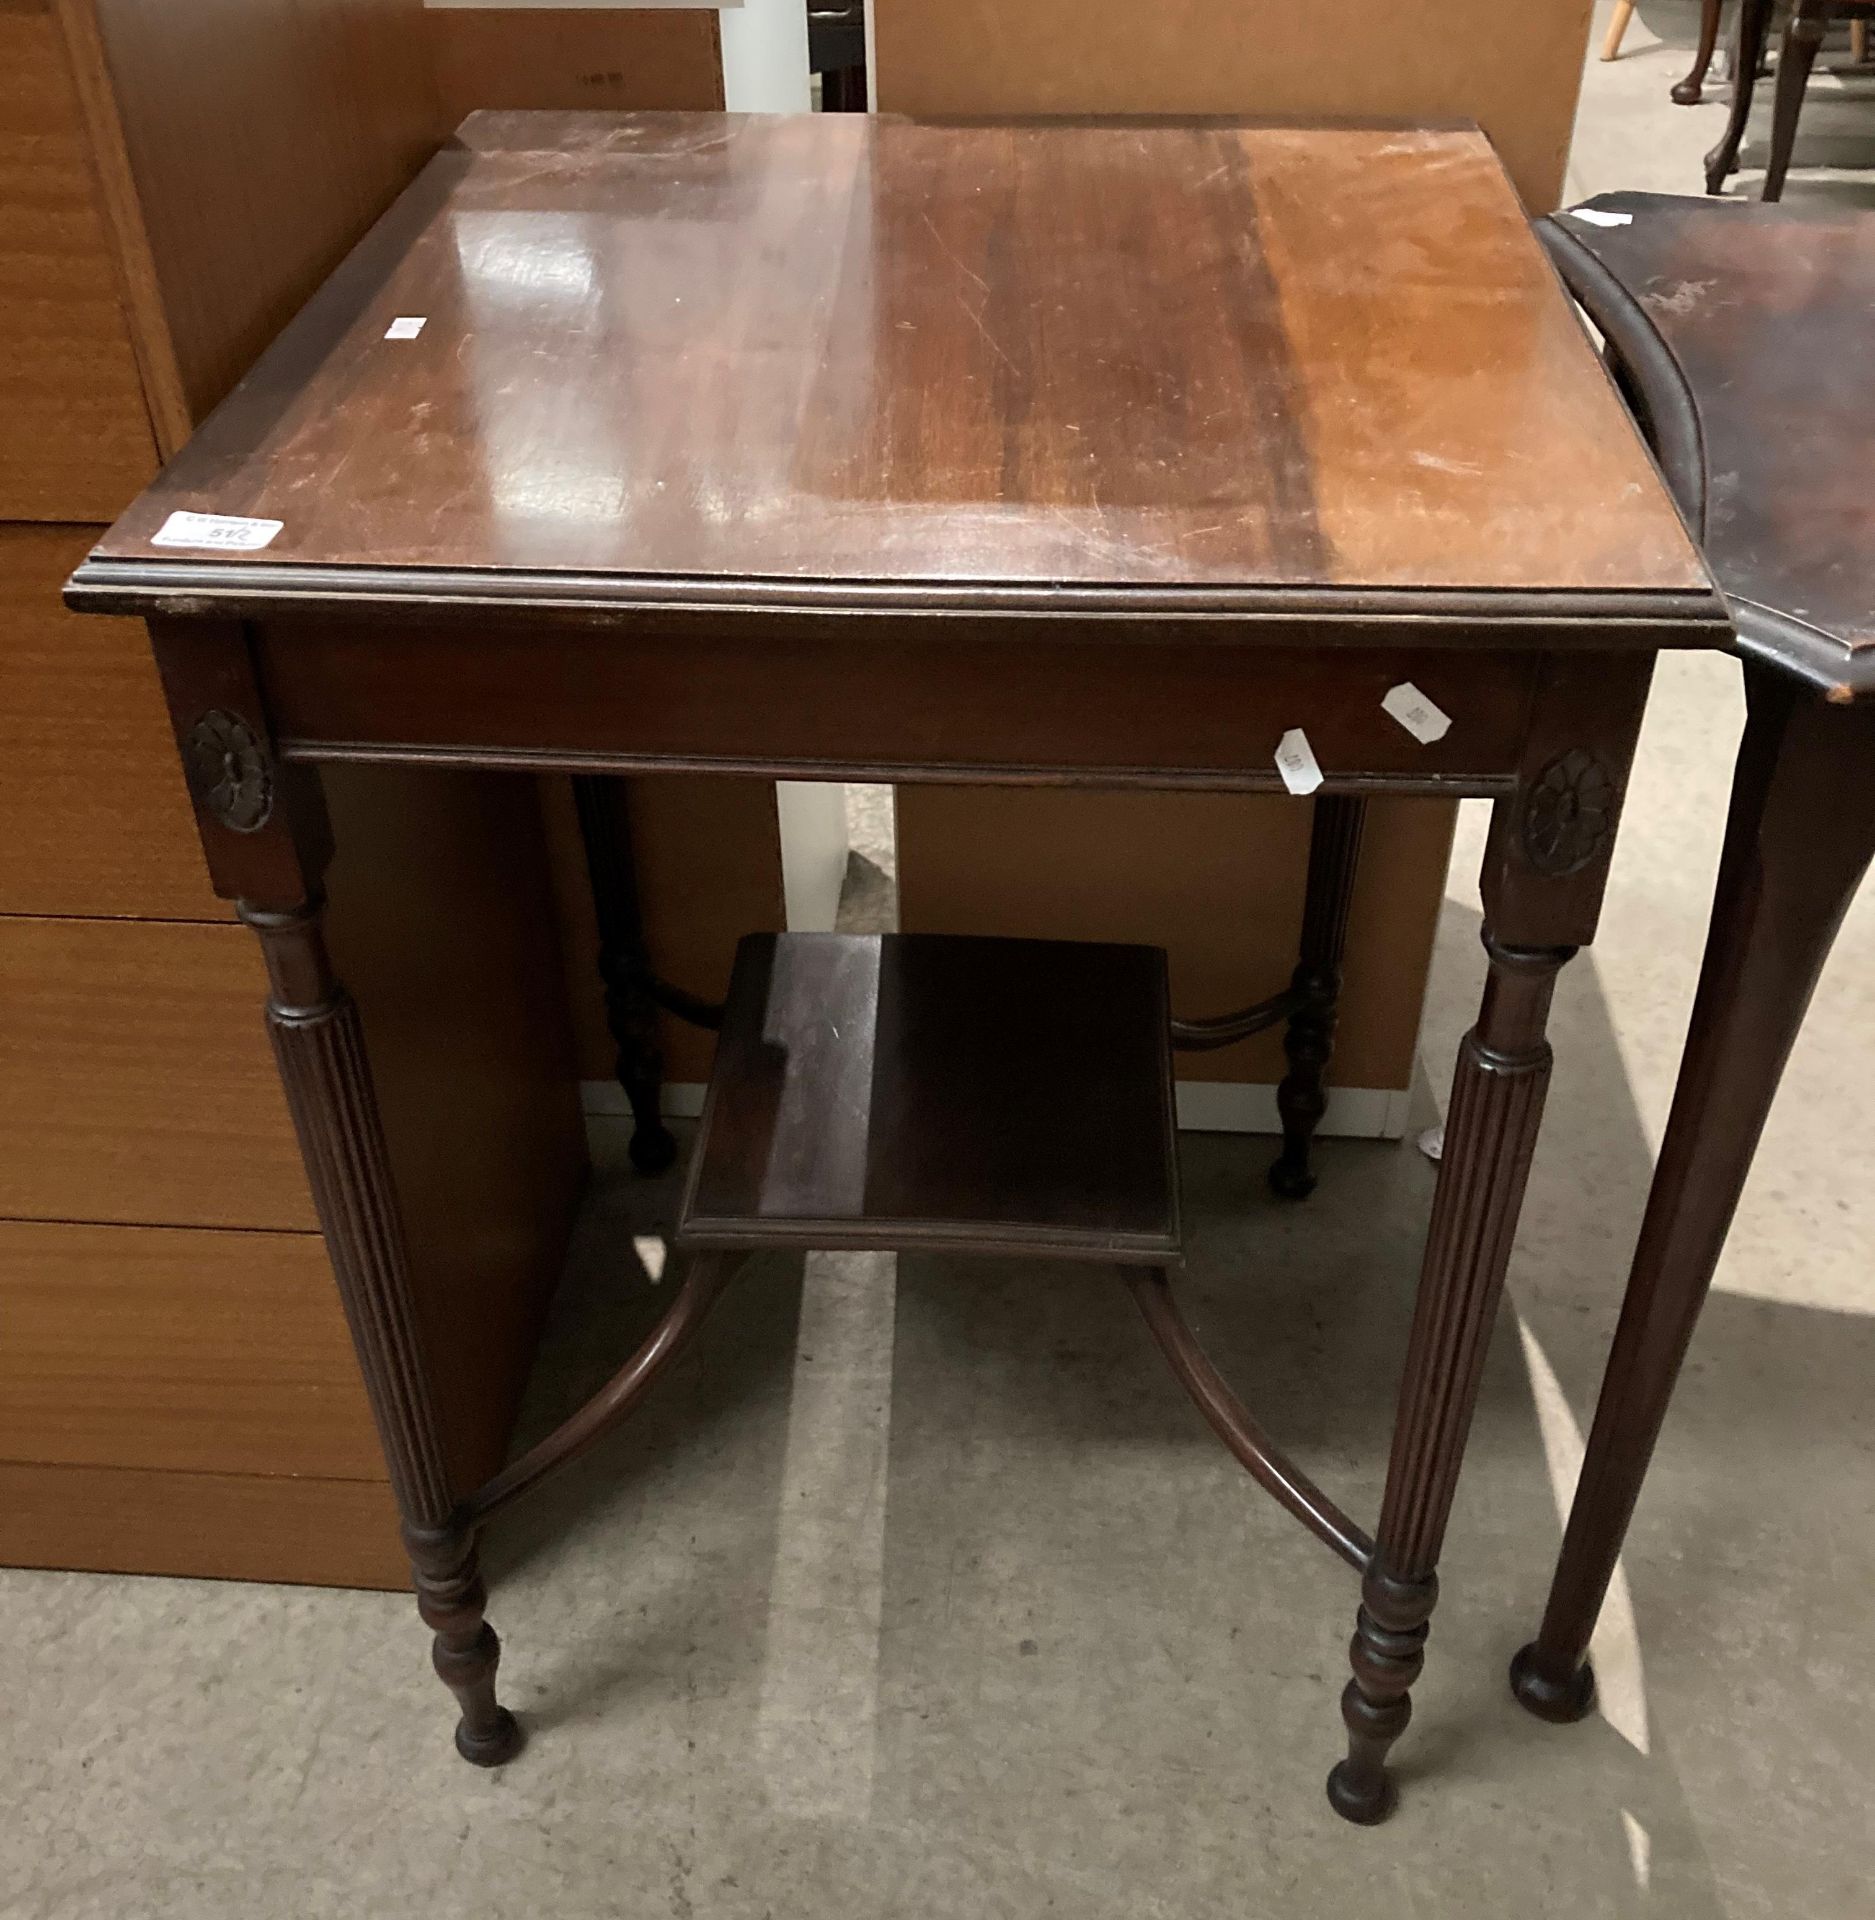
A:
<box><xmin>880</xmin><ymin>0</ymin><xmax>1596</xmax><ymax>1120</ymax></box>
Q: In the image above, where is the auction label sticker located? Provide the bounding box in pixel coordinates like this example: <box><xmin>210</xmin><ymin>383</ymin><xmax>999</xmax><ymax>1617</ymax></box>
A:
<box><xmin>151</xmin><ymin>511</ymin><xmax>284</xmax><ymax>553</ymax></box>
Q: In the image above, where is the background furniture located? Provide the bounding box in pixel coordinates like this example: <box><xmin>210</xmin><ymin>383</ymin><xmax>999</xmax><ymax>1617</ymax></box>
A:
<box><xmin>69</xmin><ymin>108</ymin><xmax>1723</xmax><ymax>1819</ymax></box>
<box><xmin>1708</xmin><ymin>0</ymin><xmax>1875</xmax><ymax>197</ymax></box>
<box><xmin>1603</xmin><ymin>0</ymin><xmax>1729</xmax><ymax>106</ymax></box>
<box><xmin>0</xmin><ymin>0</ymin><xmax>586</xmax><ymax>1588</ymax></box>
<box><xmin>1514</xmin><ymin>193</ymin><xmax>1875</xmax><ymax>1722</ymax></box>
<box><xmin>874</xmin><ymin>0</ymin><xmax>1599</xmax><ymax>1157</ymax></box>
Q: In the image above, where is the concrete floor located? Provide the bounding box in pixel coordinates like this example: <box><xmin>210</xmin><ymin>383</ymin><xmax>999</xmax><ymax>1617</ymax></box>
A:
<box><xmin>9</xmin><ymin>11</ymin><xmax>1875</xmax><ymax>1915</ymax></box>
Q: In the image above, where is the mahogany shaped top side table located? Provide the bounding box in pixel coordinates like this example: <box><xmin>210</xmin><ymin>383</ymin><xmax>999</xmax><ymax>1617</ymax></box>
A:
<box><xmin>1514</xmin><ymin>194</ymin><xmax>1875</xmax><ymax>1727</ymax></box>
<box><xmin>66</xmin><ymin>113</ymin><xmax>1725</xmax><ymax>1824</ymax></box>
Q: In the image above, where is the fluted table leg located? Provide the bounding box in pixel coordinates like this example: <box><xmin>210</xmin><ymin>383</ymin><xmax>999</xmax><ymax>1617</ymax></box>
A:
<box><xmin>1328</xmin><ymin>934</ymin><xmax>1571</xmax><ymax>1822</ymax></box>
<box><xmin>246</xmin><ymin>899</ymin><xmax>520</xmax><ymax>1766</ymax></box>
<box><xmin>1325</xmin><ymin>653</ymin><xmax>1652</xmax><ymax>1823</ymax></box>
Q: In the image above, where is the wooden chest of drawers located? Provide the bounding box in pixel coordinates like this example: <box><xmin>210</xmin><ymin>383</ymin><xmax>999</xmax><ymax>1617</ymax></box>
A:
<box><xmin>0</xmin><ymin>0</ymin><xmax>586</xmax><ymax>1589</ymax></box>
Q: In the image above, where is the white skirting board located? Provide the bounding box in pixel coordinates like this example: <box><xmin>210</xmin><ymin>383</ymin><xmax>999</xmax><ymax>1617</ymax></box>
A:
<box><xmin>582</xmin><ymin>1079</ymin><xmax>1414</xmax><ymax>1140</ymax></box>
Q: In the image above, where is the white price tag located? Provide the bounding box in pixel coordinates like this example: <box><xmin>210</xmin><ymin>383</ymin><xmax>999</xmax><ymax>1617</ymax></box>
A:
<box><xmin>1382</xmin><ymin>682</ymin><xmax>1453</xmax><ymax>745</ymax></box>
<box><xmin>1564</xmin><ymin>207</ymin><xmax>1633</xmax><ymax>229</ymax></box>
<box><xmin>1274</xmin><ymin>727</ymin><xmax>1324</xmax><ymax>796</ymax></box>
<box><xmin>150</xmin><ymin>510</ymin><xmax>284</xmax><ymax>553</ymax></box>
<box><xmin>384</xmin><ymin>316</ymin><xmax>428</xmax><ymax>340</ymax></box>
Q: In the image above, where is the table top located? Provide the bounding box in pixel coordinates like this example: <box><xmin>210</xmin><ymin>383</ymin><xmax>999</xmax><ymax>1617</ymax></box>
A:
<box><xmin>79</xmin><ymin>112</ymin><xmax>1712</xmax><ymax>631</ymax></box>
<box><xmin>1548</xmin><ymin>191</ymin><xmax>1875</xmax><ymax>699</ymax></box>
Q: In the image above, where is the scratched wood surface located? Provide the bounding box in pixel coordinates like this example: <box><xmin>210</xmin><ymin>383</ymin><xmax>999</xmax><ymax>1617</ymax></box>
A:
<box><xmin>92</xmin><ymin>111</ymin><xmax>1704</xmax><ymax>603</ymax></box>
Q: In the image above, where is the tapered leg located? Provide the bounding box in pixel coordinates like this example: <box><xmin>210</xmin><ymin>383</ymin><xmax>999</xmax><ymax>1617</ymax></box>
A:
<box><xmin>1674</xmin><ymin>0</ymin><xmax>1726</xmax><ymax>102</ymax></box>
<box><xmin>1328</xmin><ymin>932</ymin><xmax>1573</xmax><ymax>1823</ymax></box>
<box><xmin>1512</xmin><ymin>674</ymin><xmax>1875</xmax><ymax>1722</ymax></box>
<box><xmin>1763</xmin><ymin>0</ymin><xmax>1828</xmax><ymax>200</ymax></box>
<box><xmin>1270</xmin><ymin>795</ymin><xmax>1366</xmax><ymax>1199</ymax></box>
<box><xmin>245</xmin><ymin>898</ymin><xmax>520</xmax><ymax>1765</ymax></box>
<box><xmin>573</xmin><ymin>774</ymin><xmax>678</xmax><ymax>1175</ymax></box>
<box><xmin>1707</xmin><ymin>0</ymin><xmax>1776</xmax><ymax>191</ymax></box>
<box><xmin>1602</xmin><ymin>0</ymin><xmax>1638</xmax><ymax>62</ymax></box>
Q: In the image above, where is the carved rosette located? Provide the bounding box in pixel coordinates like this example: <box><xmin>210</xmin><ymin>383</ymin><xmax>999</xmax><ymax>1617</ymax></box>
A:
<box><xmin>1521</xmin><ymin>748</ymin><xmax>1614</xmax><ymax>877</ymax></box>
<box><xmin>183</xmin><ymin>709</ymin><xmax>273</xmax><ymax>833</ymax></box>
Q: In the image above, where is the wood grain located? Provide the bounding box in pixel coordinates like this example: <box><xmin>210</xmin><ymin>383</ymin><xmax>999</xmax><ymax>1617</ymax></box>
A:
<box><xmin>0</xmin><ymin>524</ymin><xmax>221</xmax><ymax>920</ymax></box>
<box><xmin>899</xmin><ymin>790</ymin><xmax>1456</xmax><ymax>1091</ymax></box>
<box><xmin>0</xmin><ymin>1219</ymin><xmax>380</xmax><ymax>1479</ymax></box>
<box><xmin>0</xmin><ymin>1457</ymin><xmax>408</xmax><ymax>1588</ymax></box>
<box><xmin>0</xmin><ymin>0</ymin><xmax>156</xmax><ymax>519</ymax></box>
<box><xmin>89</xmin><ymin>114</ymin><xmax>1705</xmax><ymax>604</ymax></box>
<box><xmin>872</xmin><ymin>0</ymin><xmax>1596</xmax><ymax>209</ymax></box>
<box><xmin>322</xmin><ymin>763</ymin><xmax>589</xmax><ymax>1493</ymax></box>
<box><xmin>430</xmin><ymin>7</ymin><xmax>724</xmax><ymax>122</ymax></box>
<box><xmin>0</xmin><ymin>916</ymin><xmax>316</xmax><ymax>1231</ymax></box>
<box><xmin>59</xmin><ymin>0</ymin><xmax>444</xmax><ymax>444</ymax></box>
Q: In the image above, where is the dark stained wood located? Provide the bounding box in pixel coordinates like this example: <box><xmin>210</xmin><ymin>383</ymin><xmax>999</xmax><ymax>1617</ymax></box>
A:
<box><xmin>1513</xmin><ymin>669</ymin><xmax>1875</xmax><ymax>1719</ymax></box>
<box><xmin>572</xmin><ymin>774</ymin><xmax>682</xmax><ymax>1174</ymax></box>
<box><xmin>249</xmin><ymin>624</ymin><xmax>1551</xmax><ymax>794</ymax></box>
<box><xmin>1331</xmin><ymin>646</ymin><xmax>1652</xmax><ymax>1821</ymax></box>
<box><xmin>1334</xmin><ymin>930</ymin><xmax>1576</xmax><ymax>1824</ymax></box>
<box><xmin>465</xmin><ymin>1250</ymin><xmax>741</xmax><ymax>1525</ymax></box>
<box><xmin>73</xmin><ymin>112</ymin><xmax>1726</xmax><ymax>1811</ymax></box>
<box><xmin>1127</xmin><ymin>1267</ymin><xmax>1373</xmax><ymax>1569</ymax></box>
<box><xmin>1514</xmin><ymin>202</ymin><xmax>1875</xmax><ymax>1724</ymax></box>
<box><xmin>1705</xmin><ymin>0</ymin><xmax>1766</xmax><ymax>191</ymax></box>
<box><xmin>1673</xmin><ymin>0</ymin><xmax>1726</xmax><ymax>104</ymax></box>
<box><xmin>79</xmin><ymin>114</ymin><xmax>1706</xmax><ymax>614</ymax></box>
<box><xmin>1553</xmin><ymin>194</ymin><xmax>1875</xmax><ymax>698</ymax></box>
<box><xmin>1269</xmin><ymin>796</ymin><xmax>1366</xmax><ymax>1198</ymax></box>
<box><xmin>680</xmin><ymin>933</ymin><xmax>1181</xmax><ymax>1262</ymax></box>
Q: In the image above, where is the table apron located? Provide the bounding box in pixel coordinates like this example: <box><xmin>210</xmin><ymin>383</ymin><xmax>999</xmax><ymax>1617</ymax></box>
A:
<box><xmin>256</xmin><ymin>624</ymin><xmax>1540</xmax><ymax>793</ymax></box>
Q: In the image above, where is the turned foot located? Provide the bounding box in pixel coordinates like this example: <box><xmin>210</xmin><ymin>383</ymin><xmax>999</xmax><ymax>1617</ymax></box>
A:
<box><xmin>1267</xmin><ymin>1149</ymin><xmax>1319</xmax><ymax>1200</ymax></box>
<box><xmin>1509</xmin><ymin>1643</ymin><xmax>1597</xmax><ymax>1724</ymax></box>
<box><xmin>628</xmin><ymin>1110</ymin><xmax>679</xmax><ymax>1175</ymax></box>
<box><xmin>454</xmin><ymin>1702</ymin><xmax>524</xmax><ymax>1767</ymax></box>
<box><xmin>1326</xmin><ymin>1753</ymin><xmax>1399</xmax><ymax>1826</ymax></box>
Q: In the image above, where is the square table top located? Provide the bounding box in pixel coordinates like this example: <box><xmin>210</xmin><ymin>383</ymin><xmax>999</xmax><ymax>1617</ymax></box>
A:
<box><xmin>85</xmin><ymin>111</ymin><xmax>1713</xmax><ymax>628</ymax></box>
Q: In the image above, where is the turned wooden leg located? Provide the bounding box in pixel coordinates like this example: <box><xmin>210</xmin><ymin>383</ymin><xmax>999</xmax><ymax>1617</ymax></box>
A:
<box><xmin>147</xmin><ymin>620</ymin><xmax>520</xmax><ymax>1766</ymax></box>
<box><xmin>1270</xmin><ymin>795</ymin><xmax>1366</xmax><ymax>1200</ymax></box>
<box><xmin>1674</xmin><ymin>0</ymin><xmax>1727</xmax><ymax>102</ymax></box>
<box><xmin>573</xmin><ymin>774</ymin><xmax>678</xmax><ymax>1175</ymax></box>
<box><xmin>1326</xmin><ymin>653</ymin><xmax>1652</xmax><ymax>1823</ymax></box>
<box><xmin>1512</xmin><ymin>672</ymin><xmax>1875</xmax><ymax>1722</ymax></box>
<box><xmin>1329</xmin><ymin>932</ymin><xmax>1573</xmax><ymax>1823</ymax></box>
<box><xmin>1707</xmin><ymin>0</ymin><xmax>1776</xmax><ymax>191</ymax></box>
<box><xmin>1764</xmin><ymin>0</ymin><xmax>1829</xmax><ymax>200</ymax></box>
<box><xmin>245</xmin><ymin>899</ymin><xmax>520</xmax><ymax>1766</ymax></box>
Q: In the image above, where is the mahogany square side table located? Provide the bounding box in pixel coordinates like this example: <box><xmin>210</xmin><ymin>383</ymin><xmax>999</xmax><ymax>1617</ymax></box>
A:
<box><xmin>67</xmin><ymin>111</ymin><xmax>1726</xmax><ymax>1822</ymax></box>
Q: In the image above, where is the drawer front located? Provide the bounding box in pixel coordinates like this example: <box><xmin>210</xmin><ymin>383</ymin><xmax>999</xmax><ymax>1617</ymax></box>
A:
<box><xmin>0</xmin><ymin>916</ymin><xmax>316</xmax><ymax>1230</ymax></box>
<box><xmin>0</xmin><ymin>525</ymin><xmax>222</xmax><ymax>919</ymax></box>
<box><xmin>0</xmin><ymin>1459</ymin><xmax>407</xmax><ymax>1588</ymax></box>
<box><xmin>0</xmin><ymin>3</ymin><xmax>158</xmax><ymax>520</ymax></box>
<box><xmin>265</xmin><ymin>622</ymin><xmax>1540</xmax><ymax>791</ymax></box>
<box><xmin>0</xmin><ymin>1219</ymin><xmax>380</xmax><ymax>1480</ymax></box>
